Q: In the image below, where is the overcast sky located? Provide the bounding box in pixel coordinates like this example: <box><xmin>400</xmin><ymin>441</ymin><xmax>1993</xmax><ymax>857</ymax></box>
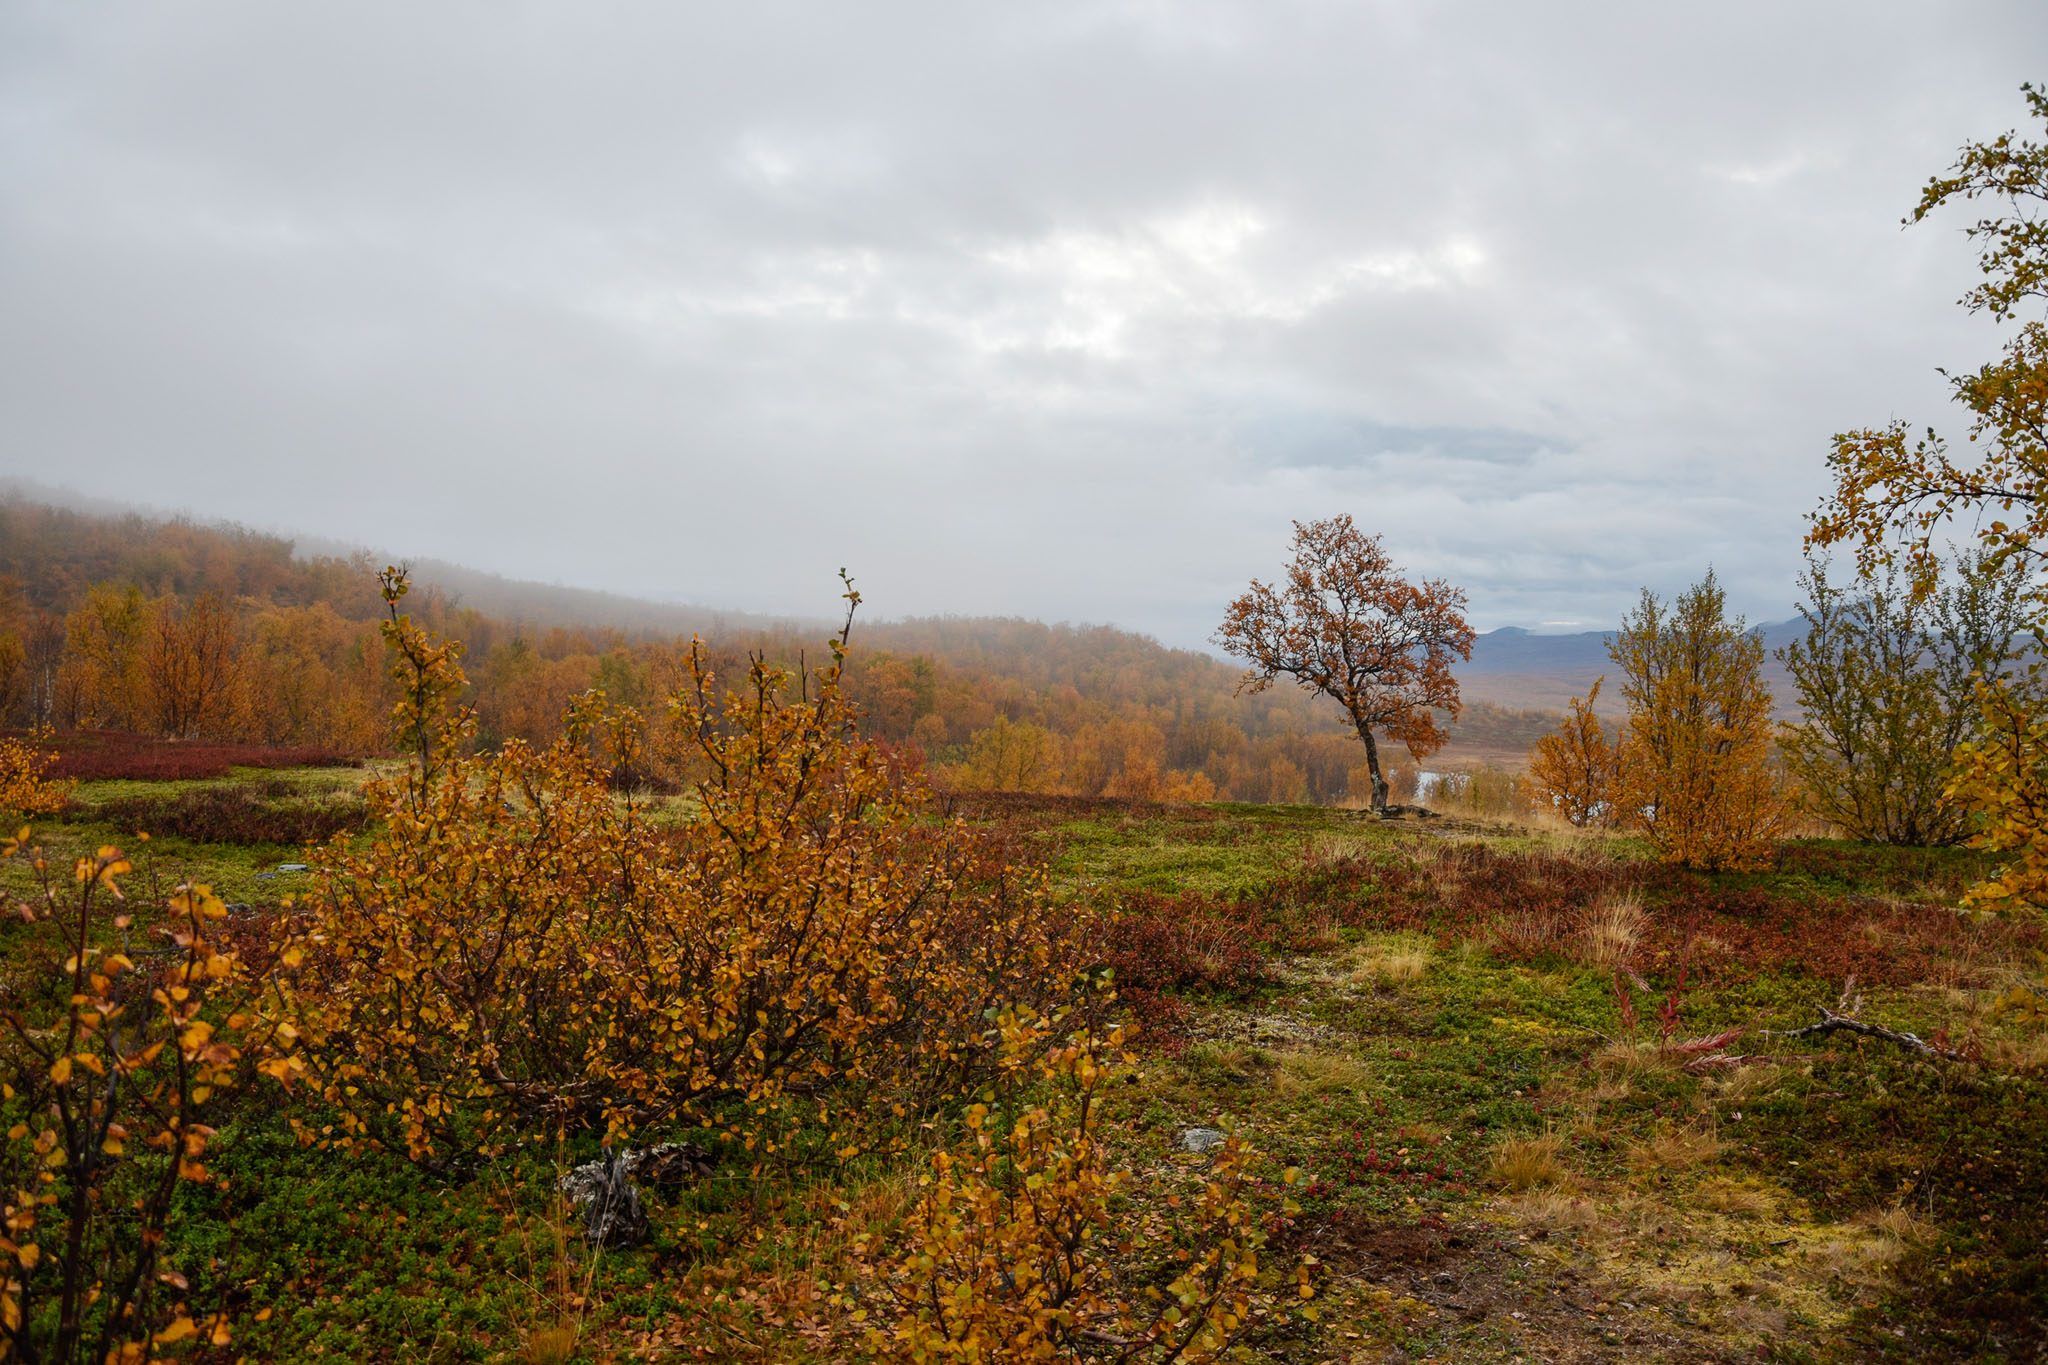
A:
<box><xmin>2</xmin><ymin>3</ymin><xmax>2041</xmax><ymax>648</ymax></box>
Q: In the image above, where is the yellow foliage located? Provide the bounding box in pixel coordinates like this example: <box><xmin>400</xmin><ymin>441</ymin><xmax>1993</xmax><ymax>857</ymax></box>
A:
<box><xmin>1807</xmin><ymin>89</ymin><xmax>2048</xmax><ymax>911</ymax></box>
<box><xmin>0</xmin><ymin>842</ymin><xmax>292</xmax><ymax>1358</ymax></box>
<box><xmin>284</xmin><ymin>571</ymin><xmax>1087</xmax><ymax>1162</ymax></box>
<box><xmin>0</xmin><ymin>728</ymin><xmax>70</xmax><ymax>820</ymax></box>
<box><xmin>1945</xmin><ymin>673</ymin><xmax>2048</xmax><ymax>915</ymax></box>
<box><xmin>876</xmin><ymin>1005</ymin><xmax>1305</xmax><ymax>1362</ymax></box>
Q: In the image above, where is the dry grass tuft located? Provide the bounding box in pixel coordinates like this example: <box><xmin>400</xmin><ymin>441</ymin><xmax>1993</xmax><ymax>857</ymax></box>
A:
<box><xmin>1626</xmin><ymin>1126</ymin><xmax>1725</xmax><ymax>1173</ymax></box>
<box><xmin>1275</xmin><ymin>1049</ymin><xmax>1371</xmax><ymax>1097</ymax></box>
<box><xmin>1509</xmin><ymin>1188</ymin><xmax>1600</xmax><ymax>1231</ymax></box>
<box><xmin>521</xmin><ymin>1325</ymin><xmax>579</xmax><ymax>1365</ymax></box>
<box><xmin>1695</xmin><ymin>1178</ymin><xmax>1776</xmax><ymax>1218</ymax></box>
<box><xmin>1582</xmin><ymin>892</ymin><xmax>1646</xmax><ymax>968</ymax></box>
<box><xmin>1348</xmin><ymin>934</ymin><xmax>1432</xmax><ymax>985</ymax></box>
<box><xmin>1702</xmin><ymin>1062</ymin><xmax>1781</xmax><ymax>1105</ymax></box>
<box><xmin>1983</xmin><ymin>1029</ymin><xmax>2048</xmax><ymax>1073</ymax></box>
<box><xmin>1489</xmin><ymin>1132</ymin><xmax>1566</xmax><ymax>1191</ymax></box>
<box><xmin>1591</xmin><ymin>1039</ymin><xmax>1674</xmax><ymax>1077</ymax></box>
<box><xmin>1182</xmin><ymin>1041</ymin><xmax>1271</xmax><ymax>1080</ymax></box>
<box><xmin>1803</xmin><ymin>1214</ymin><xmax>1929</xmax><ymax>1285</ymax></box>
<box><xmin>1864</xmin><ymin>1204</ymin><xmax>1937</xmax><ymax>1249</ymax></box>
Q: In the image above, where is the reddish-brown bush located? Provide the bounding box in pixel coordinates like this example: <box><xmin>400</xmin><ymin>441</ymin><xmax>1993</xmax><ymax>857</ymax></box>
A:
<box><xmin>1253</xmin><ymin>843</ymin><xmax>2026</xmax><ymax>990</ymax></box>
<box><xmin>1095</xmin><ymin>891</ymin><xmax>1269</xmax><ymax>996</ymax></box>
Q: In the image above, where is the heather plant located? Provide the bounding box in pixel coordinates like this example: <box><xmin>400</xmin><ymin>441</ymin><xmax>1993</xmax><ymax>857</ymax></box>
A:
<box><xmin>284</xmin><ymin>571</ymin><xmax>1087</xmax><ymax>1163</ymax></box>
<box><xmin>85</xmin><ymin>785</ymin><xmax>366</xmax><ymax>848</ymax></box>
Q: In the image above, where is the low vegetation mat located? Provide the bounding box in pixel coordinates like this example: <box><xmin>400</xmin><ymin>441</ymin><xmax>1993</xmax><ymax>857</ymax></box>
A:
<box><xmin>4</xmin><ymin>774</ymin><xmax>2043</xmax><ymax>1363</ymax></box>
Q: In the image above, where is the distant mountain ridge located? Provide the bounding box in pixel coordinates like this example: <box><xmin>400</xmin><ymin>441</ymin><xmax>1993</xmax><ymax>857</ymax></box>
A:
<box><xmin>1464</xmin><ymin>621</ymin><xmax>1807</xmax><ymax>716</ymax></box>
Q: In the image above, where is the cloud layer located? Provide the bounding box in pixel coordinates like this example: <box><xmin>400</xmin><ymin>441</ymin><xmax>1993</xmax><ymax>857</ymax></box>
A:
<box><xmin>3</xmin><ymin>1</ymin><xmax>2041</xmax><ymax>646</ymax></box>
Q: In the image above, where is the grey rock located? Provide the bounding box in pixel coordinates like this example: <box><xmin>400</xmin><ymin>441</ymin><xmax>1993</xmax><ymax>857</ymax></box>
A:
<box><xmin>1180</xmin><ymin>1126</ymin><xmax>1227</xmax><ymax>1154</ymax></box>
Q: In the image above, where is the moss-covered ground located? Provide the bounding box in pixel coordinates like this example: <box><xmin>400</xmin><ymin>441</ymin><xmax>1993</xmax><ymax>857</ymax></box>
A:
<box><xmin>9</xmin><ymin>777</ymin><xmax>2045</xmax><ymax>1362</ymax></box>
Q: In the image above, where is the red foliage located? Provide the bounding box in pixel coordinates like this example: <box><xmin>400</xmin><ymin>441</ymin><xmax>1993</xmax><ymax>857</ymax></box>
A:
<box><xmin>20</xmin><ymin>730</ymin><xmax>361</xmax><ymax>782</ymax></box>
<box><xmin>1253</xmin><ymin>843</ymin><xmax>2025</xmax><ymax>990</ymax></box>
<box><xmin>1096</xmin><ymin>891</ymin><xmax>1269</xmax><ymax>995</ymax></box>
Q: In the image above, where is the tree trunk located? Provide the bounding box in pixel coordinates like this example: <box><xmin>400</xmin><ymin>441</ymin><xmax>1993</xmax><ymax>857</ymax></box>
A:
<box><xmin>1356</xmin><ymin>724</ymin><xmax>1390</xmax><ymax>812</ymax></box>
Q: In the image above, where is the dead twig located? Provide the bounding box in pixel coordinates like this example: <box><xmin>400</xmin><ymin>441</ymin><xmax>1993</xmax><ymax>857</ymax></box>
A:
<box><xmin>1768</xmin><ymin>1009</ymin><xmax>1967</xmax><ymax>1062</ymax></box>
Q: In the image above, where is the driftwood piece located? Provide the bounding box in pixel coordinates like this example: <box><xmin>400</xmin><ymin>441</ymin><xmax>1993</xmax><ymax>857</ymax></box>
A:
<box><xmin>1768</xmin><ymin>1008</ymin><xmax>1967</xmax><ymax>1062</ymax></box>
<box><xmin>559</xmin><ymin>1142</ymin><xmax>717</xmax><ymax>1249</ymax></box>
<box><xmin>563</xmin><ymin>1149</ymin><xmax>648</xmax><ymax>1248</ymax></box>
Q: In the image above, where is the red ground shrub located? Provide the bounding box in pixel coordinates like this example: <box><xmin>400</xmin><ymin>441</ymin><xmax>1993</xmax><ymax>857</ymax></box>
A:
<box><xmin>1252</xmin><ymin>842</ymin><xmax>2030</xmax><ymax>990</ymax></box>
<box><xmin>20</xmin><ymin>730</ymin><xmax>363</xmax><ymax>782</ymax></box>
<box><xmin>1095</xmin><ymin>890</ymin><xmax>1269</xmax><ymax>995</ymax></box>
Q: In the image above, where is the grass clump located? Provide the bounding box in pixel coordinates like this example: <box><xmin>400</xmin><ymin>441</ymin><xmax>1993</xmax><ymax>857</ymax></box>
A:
<box><xmin>1581</xmin><ymin>890</ymin><xmax>1646</xmax><ymax>968</ymax></box>
<box><xmin>1349</xmin><ymin>933</ymin><xmax>1432</xmax><ymax>985</ymax></box>
<box><xmin>1489</xmin><ymin>1132</ymin><xmax>1567</xmax><ymax>1192</ymax></box>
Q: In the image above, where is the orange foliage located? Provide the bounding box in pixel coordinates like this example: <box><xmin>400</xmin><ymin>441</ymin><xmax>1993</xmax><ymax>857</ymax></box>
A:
<box><xmin>140</xmin><ymin>593</ymin><xmax>240</xmax><ymax>739</ymax></box>
<box><xmin>1609</xmin><ymin>574</ymin><xmax>1789</xmax><ymax>870</ymax></box>
<box><xmin>1527</xmin><ymin>678</ymin><xmax>1615</xmax><ymax>826</ymax></box>
<box><xmin>10</xmin><ymin>503</ymin><xmax>1438</xmax><ymax>801</ymax></box>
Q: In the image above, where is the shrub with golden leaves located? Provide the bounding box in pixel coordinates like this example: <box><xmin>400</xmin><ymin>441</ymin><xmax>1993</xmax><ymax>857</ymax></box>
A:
<box><xmin>876</xmin><ymin>1002</ymin><xmax>1310</xmax><ymax>1363</ymax></box>
<box><xmin>1945</xmin><ymin>673</ymin><xmax>2048</xmax><ymax>919</ymax></box>
<box><xmin>1609</xmin><ymin>573</ymin><xmax>1789</xmax><ymax>871</ymax></box>
<box><xmin>0</xmin><ymin>730</ymin><xmax>70</xmax><ymax>822</ymax></box>
<box><xmin>0</xmin><ymin>838</ymin><xmax>298</xmax><ymax>1364</ymax></box>
<box><xmin>284</xmin><ymin>571</ymin><xmax>1084</xmax><ymax>1162</ymax></box>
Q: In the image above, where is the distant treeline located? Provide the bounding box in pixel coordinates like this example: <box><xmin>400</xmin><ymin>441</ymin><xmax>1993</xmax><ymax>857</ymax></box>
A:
<box><xmin>0</xmin><ymin>498</ymin><xmax>1554</xmax><ymax>803</ymax></box>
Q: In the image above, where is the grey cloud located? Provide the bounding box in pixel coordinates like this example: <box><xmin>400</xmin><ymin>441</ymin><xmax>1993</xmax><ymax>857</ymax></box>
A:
<box><xmin>1</xmin><ymin>1</ymin><xmax>2042</xmax><ymax>647</ymax></box>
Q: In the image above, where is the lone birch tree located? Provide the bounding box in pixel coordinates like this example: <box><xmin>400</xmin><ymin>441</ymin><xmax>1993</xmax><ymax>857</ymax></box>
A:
<box><xmin>1215</xmin><ymin>516</ymin><xmax>1473</xmax><ymax>813</ymax></box>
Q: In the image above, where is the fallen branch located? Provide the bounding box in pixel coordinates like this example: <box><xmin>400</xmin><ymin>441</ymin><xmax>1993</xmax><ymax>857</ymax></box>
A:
<box><xmin>1768</xmin><ymin>1009</ymin><xmax>1968</xmax><ymax>1062</ymax></box>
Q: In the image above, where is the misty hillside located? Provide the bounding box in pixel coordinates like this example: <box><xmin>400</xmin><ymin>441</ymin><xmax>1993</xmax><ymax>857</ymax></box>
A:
<box><xmin>0</xmin><ymin>495</ymin><xmax>1559</xmax><ymax>801</ymax></box>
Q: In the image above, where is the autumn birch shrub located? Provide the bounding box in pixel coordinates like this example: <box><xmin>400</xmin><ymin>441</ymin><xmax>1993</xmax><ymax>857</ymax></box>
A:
<box><xmin>1809</xmin><ymin>87</ymin><xmax>2048</xmax><ymax>918</ymax></box>
<box><xmin>0</xmin><ymin>840</ymin><xmax>299</xmax><ymax>1363</ymax></box>
<box><xmin>1778</xmin><ymin>549</ymin><xmax>2027</xmax><ymax>845</ymax></box>
<box><xmin>876</xmin><ymin>1001</ymin><xmax>1309</xmax><ymax>1364</ymax></box>
<box><xmin>1610</xmin><ymin>572</ymin><xmax>1790</xmax><ymax>871</ymax></box>
<box><xmin>0</xmin><ymin>730</ymin><xmax>70</xmax><ymax>821</ymax></box>
<box><xmin>284</xmin><ymin>571</ymin><xmax>1085</xmax><ymax>1163</ymax></box>
<box><xmin>1527</xmin><ymin>679</ymin><xmax>1615</xmax><ymax>827</ymax></box>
